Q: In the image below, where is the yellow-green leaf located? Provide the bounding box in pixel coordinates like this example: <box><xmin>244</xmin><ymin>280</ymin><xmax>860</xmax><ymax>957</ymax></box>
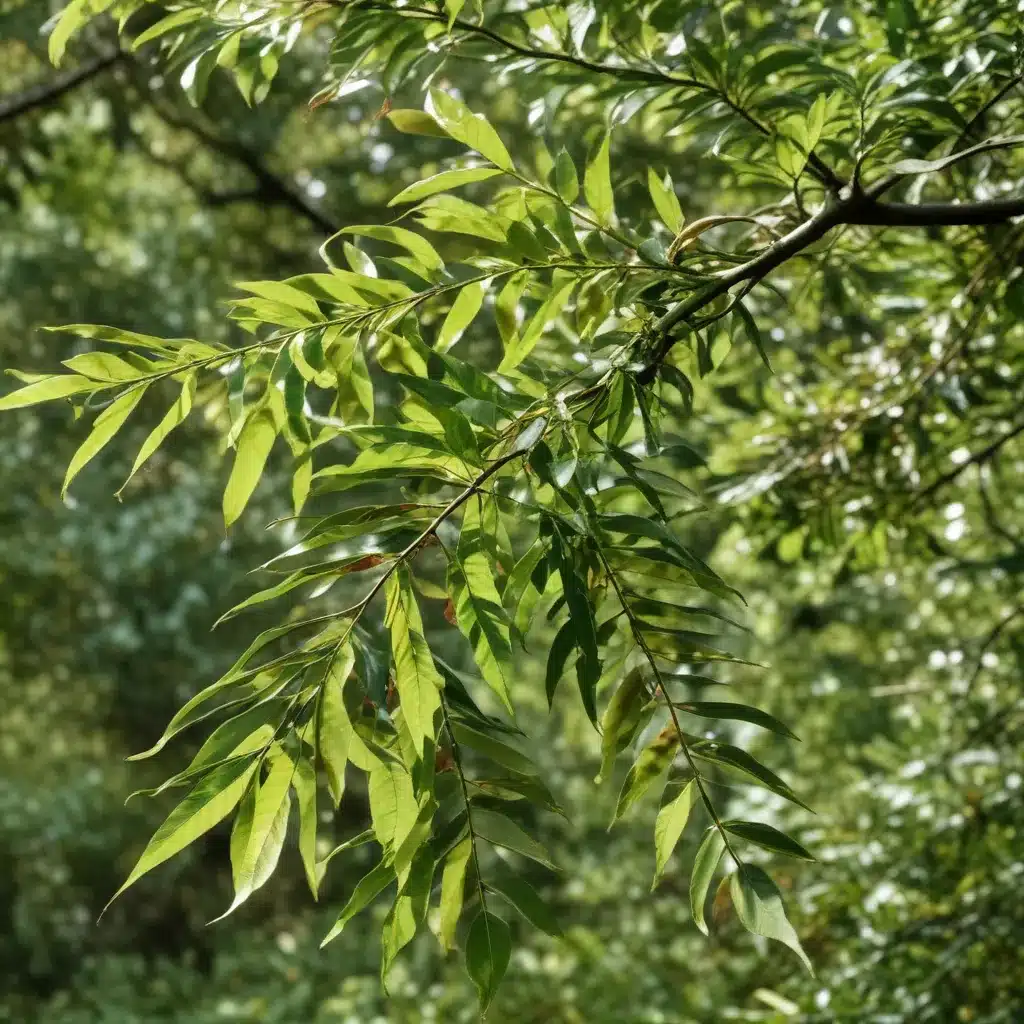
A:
<box><xmin>437</xmin><ymin>833</ymin><xmax>472</xmax><ymax>952</ymax></box>
<box><xmin>647</xmin><ymin>168</ymin><xmax>684</xmax><ymax>233</ymax></box>
<box><xmin>385</xmin><ymin>567</ymin><xmax>443</xmax><ymax>757</ymax></box>
<box><xmin>437</xmin><ymin>280</ymin><xmax>486</xmax><ymax>352</ymax></box>
<box><xmin>293</xmin><ymin>754</ymin><xmax>319</xmax><ymax>898</ymax></box>
<box><xmin>104</xmin><ymin>757</ymin><xmax>259</xmax><ymax>913</ymax></box>
<box><xmin>119</xmin><ymin>374</ymin><xmax>196</xmax><ymax>493</ymax></box>
<box><xmin>0</xmin><ymin>374</ymin><xmax>95</xmax><ymax>411</ymax></box>
<box><xmin>498</xmin><ymin>271</ymin><xmax>576</xmax><ymax>372</ymax></box>
<box><xmin>426</xmin><ymin>89</ymin><xmax>514</xmax><ymax>172</ymax></box>
<box><xmin>690</xmin><ymin>826</ymin><xmax>726</xmax><ymax>935</ymax></box>
<box><xmin>584</xmin><ymin>131</ymin><xmax>614</xmax><ymax>225</ymax></box>
<box><xmin>652</xmin><ymin>778</ymin><xmax>697</xmax><ymax>888</ymax></box>
<box><xmin>223</xmin><ymin>407</ymin><xmax>278</xmax><ymax>527</ymax></box>
<box><xmin>389</xmin><ymin>167</ymin><xmax>503</xmax><ymax>206</ymax></box>
<box><xmin>215</xmin><ymin>748</ymin><xmax>293</xmax><ymax>920</ymax></box>
<box><xmin>63</xmin><ymin>386</ymin><xmax>147</xmax><ymax>497</ymax></box>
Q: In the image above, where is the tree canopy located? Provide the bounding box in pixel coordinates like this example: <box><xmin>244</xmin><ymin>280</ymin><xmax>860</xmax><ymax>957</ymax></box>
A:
<box><xmin>2</xmin><ymin>0</ymin><xmax>1023</xmax><ymax>1019</ymax></box>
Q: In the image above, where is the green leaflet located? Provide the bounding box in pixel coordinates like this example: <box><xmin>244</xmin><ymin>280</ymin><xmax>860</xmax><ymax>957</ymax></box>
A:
<box><xmin>450</xmin><ymin>721</ymin><xmax>537</xmax><ymax>777</ymax></box>
<box><xmin>731</xmin><ymin>865</ymin><xmax>813</xmax><ymax>973</ymax></box>
<box><xmin>692</xmin><ymin>742</ymin><xmax>812</xmax><ymax>811</ymax></box>
<box><xmin>130</xmin><ymin>7</ymin><xmax>205</xmax><ymax>49</ymax></box>
<box><xmin>119</xmin><ymin>374</ymin><xmax>196</xmax><ymax>493</ymax></box>
<box><xmin>318</xmin><ymin>642</ymin><xmax>379</xmax><ymax>803</ymax></box>
<box><xmin>449</xmin><ymin>499</ymin><xmax>516</xmax><ymax>713</ymax></box>
<box><xmin>63</xmin><ymin>386</ymin><xmax>147</xmax><ymax>497</ymax></box>
<box><xmin>689</xmin><ymin>826</ymin><xmax>726</xmax><ymax>936</ymax></box>
<box><xmin>647</xmin><ymin>168</ymin><xmax>684</xmax><ymax>234</ymax></box>
<box><xmin>223</xmin><ymin>407</ymin><xmax>278</xmax><ymax>527</ymax></box>
<box><xmin>437</xmin><ymin>833</ymin><xmax>472</xmax><ymax>952</ymax></box>
<box><xmin>381</xmin><ymin>846</ymin><xmax>435</xmax><ymax>985</ymax></box>
<box><xmin>437</xmin><ymin>279</ymin><xmax>486</xmax><ymax>352</ymax></box>
<box><xmin>722</xmin><ymin>820</ymin><xmax>815</xmax><ymax>861</ymax></box>
<box><xmin>486</xmin><ymin>873</ymin><xmax>562</xmax><ymax>936</ymax></box>
<box><xmin>104</xmin><ymin>756</ymin><xmax>259</xmax><ymax>913</ymax></box>
<box><xmin>471</xmin><ymin>807</ymin><xmax>557</xmax><ymax>870</ymax></box>
<box><xmin>336</xmin><ymin>224</ymin><xmax>445</xmax><ymax>274</ymax></box>
<box><xmin>62</xmin><ymin>351</ymin><xmax>139</xmax><ymax>381</ymax></box>
<box><xmin>367</xmin><ymin>759</ymin><xmax>419</xmax><ymax>861</ymax></box>
<box><xmin>385</xmin><ymin>567</ymin><xmax>443</xmax><ymax>757</ymax></box>
<box><xmin>597</xmin><ymin>666</ymin><xmax>650</xmax><ymax>783</ymax></box>
<box><xmin>389</xmin><ymin>167</ymin><xmax>503</xmax><ymax>206</ymax></box>
<box><xmin>652</xmin><ymin>778</ymin><xmax>697</xmax><ymax>889</ymax></box>
<box><xmin>498</xmin><ymin>271</ymin><xmax>576</xmax><ymax>372</ymax></box>
<box><xmin>494</xmin><ymin>271</ymin><xmax>529</xmax><ymax>352</ymax></box>
<box><xmin>583</xmin><ymin>131</ymin><xmax>614</xmax><ymax>225</ymax></box>
<box><xmin>292</xmin><ymin>753</ymin><xmax>320</xmax><ymax>898</ymax></box>
<box><xmin>554</xmin><ymin>148</ymin><xmax>579</xmax><ymax>204</ymax></box>
<box><xmin>426</xmin><ymin>89</ymin><xmax>514</xmax><ymax>171</ymax></box>
<box><xmin>0</xmin><ymin>373</ymin><xmax>95</xmax><ymax>410</ymax></box>
<box><xmin>677</xmin><ymin>701</ymin><xmax>797</xmax><ymax>739</ymax></box>
<box><xmin>313</xmin><ymin>442</ymin><xmax>471</xmax><ymax>490</ymax></box>
<box><xmin>465</xmin><ymin>910</ymin><xmax>511</xmax><ymax>1012</ymax></box>
<box><xmin>612</xmin><ymin>725</ymin><xmax>678</xmax><ymax>825</ymax></box>
<box><xmin>321</xmin><ymin>859</ymin><xmax>396</xmax><ymax>947</ymax></box>
<box><xmin>216</xmin><ymin>746</ymin><xmax>294</xmax><ymax>920</ymax></box>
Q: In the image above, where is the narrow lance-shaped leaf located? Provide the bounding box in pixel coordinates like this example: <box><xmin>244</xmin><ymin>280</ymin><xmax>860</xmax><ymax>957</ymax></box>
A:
<box><xmin>647</xmin><ymin>168</ymin><xmax>684</xmax><ymax>233</ymax></box>
<box><xmin>486</xmin><ymin>873</ymin><xmax>562</xmax><ymax>936</ymax></box>
<box><xmin>0</xmin><ymin>373</ymin><xmax>95</xmax><ymax>411</ymax></box>
<box><xmin>584</xmin><ymin>131</ymin><xmax>614</xmax><ymax>225</ymax></box>
<box><xmin>63</xmin><ymin>386</ymin><xmax>147</xmax><ymax>497</ymax></box>
<box><xmin>612</xmin><ymin>724</ymin><xmax>678</xmax><ymax>824</ymax></box>
<box><xmin>437</xmin><ymin>279</ymin><xmax>486</xmax><ymax>352</ymax></box>
<box><xmin>466</xmin><ymin>910</ymin><xmax>511</xmax><ymax>1012</ymax></box>
<box><xmin>426</xmin><ymin>89</ymin><xmax>514</xmax><ymax>172</ymax></box>
<box><xmin>437</xmin><ymin>832</ymin><xmax>472</xmax><ymax>952</ymax></box>
<box><xmin>731</xmin><ymin>864</ymin><xmax>814</xmax><ymax>973</ymax></box>
<box><xmin>690</xmin><ymin>826</ymin><xmax>727</xmax><ymax>936</ymax></box>
<box><xmin>321</xmin><ymin>859</ymin><xmax>396</xmax><ymax>947</ymax></box>
<box><xmin>389</xmin><ymin>167</ymin><xmax>503</xmax><ymax>206</ymax></box>
<box><xmin>223</xmin><ymin>407</ymin><xmax>278</xmax><ymax>527</ymax></box>
<box><xmin>653</xmin><ymin>778</ymin><xmax>697</xmax><ymax>889</ymax></box>
<box><xmin>292</xmin><ymin>754</ymin><xmax>320</xmax><ymax>898</ymax></box>
<box><xmin>722</xmin><ymin>821</ymin><xmax>815</xmax><ymax>861</ymax></box>
<box><xmin>215</xmin><ymin>747</ymin><xmax>294</xmax><ymax>920</ymax></box>
<box><xmin>120</xmin><ymin>374</ymin><xmax>196</xmax><ymax>493</ymax></box>
<box><xmin>449</xmin><ymin>498</ymin><xmax>517</xmax><ymax>713</ymax></box>
<box><xmin>498</xmin><ymin>271</ymin><xmax>576</xmax><ymax>372</ymax></box>
<box><xmin>385</xmin><ymin>567</ymin><xmax>443</xmax><ymax>757</ymax></box>
<box><xmin>104</xmin><ymin>757</ymin><xmax>259</xmax><ymax>913</ymax></box>
<box><xmin>598</xmin><ymin>666</ymin><xmax>651</xmax><ymax>783</ymax></box>
<box><xmin>554</xmin><ymin>148</ymin><xmax>579</xmax><ymax>204</ymax></box>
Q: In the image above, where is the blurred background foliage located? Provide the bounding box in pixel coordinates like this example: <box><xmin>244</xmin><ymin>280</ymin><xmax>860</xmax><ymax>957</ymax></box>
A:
<box><xmin>1</xmin><ymin>0</ymin><xmax>1023</xmax><ymax>1020</ymax></box>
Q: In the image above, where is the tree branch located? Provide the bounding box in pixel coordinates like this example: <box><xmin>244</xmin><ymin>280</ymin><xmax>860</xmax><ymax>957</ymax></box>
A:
<box><xmin>0</xmin><ymin>49</ymin><xmax>121</xmax><ymax>125</ymax></box>
<box><xmin>643</xmin><ymin>189</ymin><xmax>1024</xmax><ymax>373</ymax></box>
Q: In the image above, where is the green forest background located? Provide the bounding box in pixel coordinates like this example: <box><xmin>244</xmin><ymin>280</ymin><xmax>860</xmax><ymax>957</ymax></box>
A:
<box><xmin>2</xmin><ymin>1</ymin><xmax>1023</xmax><ymax>1020</ymax></box>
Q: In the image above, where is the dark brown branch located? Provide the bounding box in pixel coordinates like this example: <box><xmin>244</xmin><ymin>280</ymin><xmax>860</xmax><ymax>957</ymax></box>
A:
<box><xmin>644</xmin><ymin>189</ymin><xmax>1024</xmax><ymax>373</ymax></box>
<box><xmin>0</xmin><ymin>49</ymin><xmax>121</xmax><ymax>125</ymax></box>
<box><xmin>853</xmin><ymin>194</ymin><xmax>1024</xmax><ymax>227</ymax></box>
